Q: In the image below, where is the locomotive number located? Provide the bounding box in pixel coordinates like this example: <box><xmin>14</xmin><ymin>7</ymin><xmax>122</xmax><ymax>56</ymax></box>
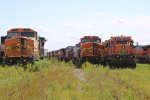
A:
<box><xmin>11</xmin><ymin>45</ymin><xmax>20</xmax><ymax>50</ymax></box>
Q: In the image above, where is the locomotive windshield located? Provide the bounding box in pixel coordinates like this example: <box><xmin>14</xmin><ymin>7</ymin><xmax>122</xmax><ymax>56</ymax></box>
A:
<box><xmin>7</xmin><ymin>33</ymin><xmax>19</xmax><ymax>39</ymax></box>
<box><xmin>116</xmin><ymin>41</ymin><xmax>133</xmax><ymax>46</ymax></box>
<box><xmin>116</xmin><ymin>41</ymin><xmax>127</xmax><ymax>45</ymax></box>
<box><xmin>21</xmin><ymin>32</ymin><xmax>35</xmax><ymax>37</ymax></box>
<box><xmin>91</xmin><ymin>39</ymin><xmax>101</xmax><ymax>43</ymax></box>
<box><xmin>81</xmin><ymin>38</ymin><xmax>101</xmax><ymax>43</ymax></box>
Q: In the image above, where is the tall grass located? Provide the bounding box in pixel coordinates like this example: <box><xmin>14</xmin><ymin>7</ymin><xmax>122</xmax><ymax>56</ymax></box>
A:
<box><xmin>0</xmin><ymin>59</ymin><xmax>76</xmax><ymax>99</ymax></box>
<box><xmin>81</xmin><ymin>62</ymin><xmax>150</xmax><ymax>100</ymax></box>
<box><xmin>0</xmin><ymin>59</ymin><xmax>150</xmax><ymax>100</ymax></box>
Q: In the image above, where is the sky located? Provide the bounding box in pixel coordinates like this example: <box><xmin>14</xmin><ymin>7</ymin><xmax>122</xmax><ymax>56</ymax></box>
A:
<box><xmin>0</xmin><ymin>0</ymin><xmax>150</xmax><ymax>51</ymax></box>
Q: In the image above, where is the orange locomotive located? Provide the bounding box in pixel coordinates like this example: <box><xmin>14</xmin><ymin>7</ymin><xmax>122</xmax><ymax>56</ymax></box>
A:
<box><xmin>133</xmin><ymin>45</ymin><xmax>150</xmax><ymax>64</ymax></box>
<box><xmin>73</xmin><ymin>36</ymin><xmax>103</xmax><ymax>65</ymax></box>
<box><xmin>102</xmin><ymin>36</ymin><xmax>136</xmax><ymax>68</ymax></box>
<box><xmin>5</xmin><ymin>28</ymin><xmax>46</xmax><ymax>64</ymax></box>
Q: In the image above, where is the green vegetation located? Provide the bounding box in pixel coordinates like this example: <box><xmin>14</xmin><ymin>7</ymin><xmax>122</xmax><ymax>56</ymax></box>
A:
<box><xmin>0</xmin><ymin>59</ymin><xmax>76</xmax><ymax>99</ymax></box>
<box><xmin>0</xmin><ymin>59</ymin><xmax>150</xmax><ymax>100</ymax></box>
<box><xmin>82</xmin><ymin>63</ymin><xmax>150</xmax><ymax>100</ymax></box>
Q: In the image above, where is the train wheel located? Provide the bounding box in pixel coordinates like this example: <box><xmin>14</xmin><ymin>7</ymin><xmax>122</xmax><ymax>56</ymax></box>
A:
<box><xmin>131</xmin><ymin>62</ymin><xmax>136</xmax><ymax>69</ymax></box>
<box><xmin>102</xmin><ymin>60</ymin><xmax>107</xmax><ymax>67</ymax></box>
<box><xmin>109</xmin><ymin>61</ymin><xmax>115</xmax><ymax>69</ymax></box>
<box><xmin>0</xmin><ymin>58</ymin><xmax>2</xmax><ymax>64</ymax></box>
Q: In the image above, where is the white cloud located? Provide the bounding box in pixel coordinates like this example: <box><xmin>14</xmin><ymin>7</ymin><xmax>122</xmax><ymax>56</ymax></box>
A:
<box><xmin>94</xmin><ymin>12</ymin><xmax>108</xmax><ymax>17</ymax></box>
<box><xmin>36</xmin><ymin>26</ymin><xmax>81</xmax><ymax>51</ymax></box>
<box><xmin>37</xmin><ymin>15</ymin><xmax>150</xmax><ymax>51</ymax></box>
<box><xmin>89</xmin><ymin>20</ymin><xmax>98</xmax><ymax>26</ymax></box>
<box><xmin>63</xmin><ymin>20</ymin><xmax>100</xmax><ymax>29</ymax></box>
<box><xmin>115</xmin><ymin>18</ymin><xmax>127</xmax><ymax>24</ymax></box>
<box><xmin>129</xmin><ymin>15</ymin><xmax>150</xmax><ymax>28</ymax></box>
<box><xmin>113</xmin><ymin>15</ymin><xmax>150</xmax><ymax>29</ymax></box>
<box><xmin>63</xmin><ymin>22</ymin><xmax>83</xmax><ymax>28</ymax></box>
<box><xmin>37</xmin><ymin>26</ymin><xmax>55</xmax><ymax>34</ymax></box>
<box><xmin>111</xmin><ymin>15</ymin><xmax>150</xmax><ymax>45</ymax></box>
<box><xmin>36</xmin><ymin>26</ymin><xmax>58</xmax><ymax>51</ymax></box>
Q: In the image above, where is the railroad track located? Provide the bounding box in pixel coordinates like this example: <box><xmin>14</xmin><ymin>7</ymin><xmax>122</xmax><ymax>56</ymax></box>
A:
<box><xmin>74</xmin><ymin>68</ymin><xmax>85</xmax><ymax>80</ymax></box>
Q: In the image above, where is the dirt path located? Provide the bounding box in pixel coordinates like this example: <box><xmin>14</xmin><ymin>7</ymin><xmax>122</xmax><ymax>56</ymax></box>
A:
<box><xmin>74</xmin><ymin>68</ymin><xmax>85</xmax><ymax>80</ymax></box>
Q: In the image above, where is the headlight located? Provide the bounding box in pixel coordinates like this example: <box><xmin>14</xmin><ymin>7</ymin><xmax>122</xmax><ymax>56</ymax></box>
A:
<box><xmin>17</xmin><ymin>38</ymin><xmax>20</xmax><ymax>42</ymax></box>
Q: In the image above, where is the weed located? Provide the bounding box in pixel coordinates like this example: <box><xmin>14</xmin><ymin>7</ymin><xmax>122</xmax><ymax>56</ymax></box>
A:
<box><xmin>0</xmin><ymin>60</ymin><xmax>150</xmax><ymax>100</ymax></box>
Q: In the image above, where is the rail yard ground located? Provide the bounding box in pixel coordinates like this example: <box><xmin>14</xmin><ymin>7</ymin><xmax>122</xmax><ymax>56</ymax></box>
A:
<box><xmin>0</xmin><ymin>59</ymin><xmax>150</xmax><ymax>100</ymax></box>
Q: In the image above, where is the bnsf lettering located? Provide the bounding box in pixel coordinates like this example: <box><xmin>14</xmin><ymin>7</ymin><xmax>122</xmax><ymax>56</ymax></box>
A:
<box><xmin>11</xmin><ymin>45</ymin><xmax>20</xmax><ymax>50</ymax></box>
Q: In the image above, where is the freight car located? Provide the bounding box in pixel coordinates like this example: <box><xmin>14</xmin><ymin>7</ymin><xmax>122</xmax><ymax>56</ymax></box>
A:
<box><xmin>58</xmin><ymin>48</ymin><xmax>65</xmax><ymax>61</ymax></box>
<box><xmin>46</xmin><ymin>51</ymin><xmax>55</xmax><ymax>58</ymax></box>
<box><xmin>46</xmin><ymin>52</ymin><xmax>50</xmax><ymax>58</ymax></box>
<box><xmin>4</xmin><ymin>28</ymin><xmax>46</xmax><ymax>65</ymax></box>
<box><xmin>50</xmin><ymin>51</ymin><xmax>55</xmax><ymax>58</ymax></box>
<box><xmin>65</xmin><ymin>46</ymin><xmax>74</xmax><ymax>62</ymax></box>
<box><xmin>73</xmin><ymin>43</ymin><xmax>80</xmax><ymax>63</ymax></box>
<box><xmin>102</xmin><ymin>36</ymin><xmax>136</xmax><ymax>68</ymax></box>
<box><xmin>54</xmin><ymin>50</ymin><xmax>59</xmax><ymax>59</ymax></box>
<box><xmin>73</xmin><ymin>36</ymin><xmax>103</xmax><ymax>66</ymax></box>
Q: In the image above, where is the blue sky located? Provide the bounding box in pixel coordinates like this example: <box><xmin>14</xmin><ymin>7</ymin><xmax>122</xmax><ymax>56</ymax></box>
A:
<box><xmin>0</xmin><ymin>0</ymin><xmax>150</xmax><ymax>51</ymax></box>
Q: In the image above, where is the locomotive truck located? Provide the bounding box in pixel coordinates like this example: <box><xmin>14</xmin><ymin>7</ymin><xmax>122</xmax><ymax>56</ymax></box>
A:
<box><xmin>4</xmin><ymin>28</ymin><xmax>46</xmax><ymax>65</ymax></box>
<box><xmin>102</xmin><ymin>36</ymin><xmax>136</xmax><ymax>68</ymax></box>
